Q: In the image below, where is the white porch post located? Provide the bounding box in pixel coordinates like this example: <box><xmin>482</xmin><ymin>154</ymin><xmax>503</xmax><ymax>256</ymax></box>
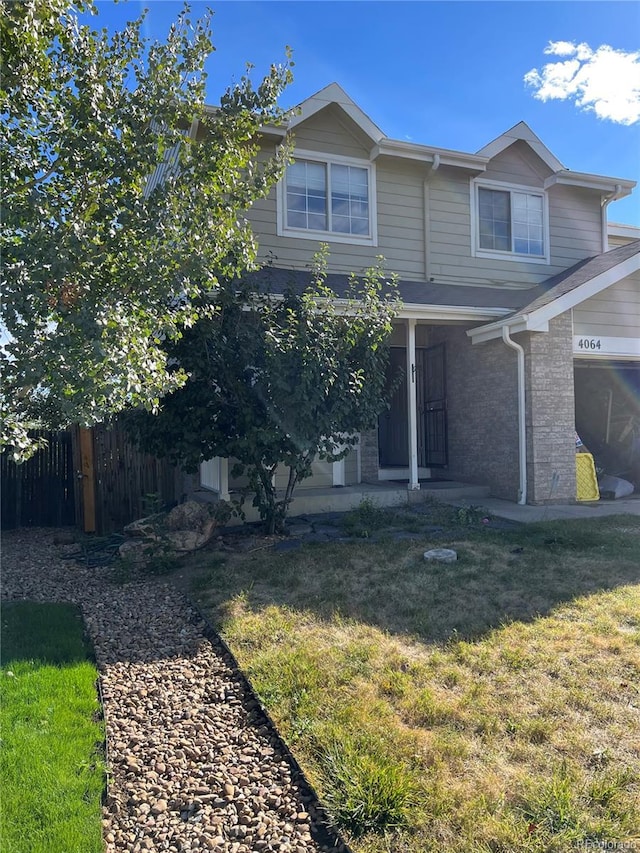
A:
<box><xmin>406</xmin><ymin>318</ymin><xmax>420</xmax><ymax>490</ymax></box>
<box><xmin>219</xmin><ymin>457</ymin><xmax>230</xmax><ymax>501</ymax></box>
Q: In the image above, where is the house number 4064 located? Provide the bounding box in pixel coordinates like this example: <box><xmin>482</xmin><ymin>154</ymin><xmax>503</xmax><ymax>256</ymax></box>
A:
<box><xmin>576</xmin><ymin>338</ymin><xmax>602</xmax><ymax>350</ymax></box>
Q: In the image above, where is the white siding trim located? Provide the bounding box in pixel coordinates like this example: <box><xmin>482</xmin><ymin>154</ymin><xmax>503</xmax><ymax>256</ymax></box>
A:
<box><xmin>544</xmin><ymin>171</ymin><xmax>635</xmax><ymax>195</ymax></box>
<box><xmin>287</xmin><ymin>82</ymin><xmax>385</xmax><ymax>144</ymax></box>
<box><xmin>477</xmin><ymin>122</ymin><xmax>565</xmax><ymax>172</ymax></box>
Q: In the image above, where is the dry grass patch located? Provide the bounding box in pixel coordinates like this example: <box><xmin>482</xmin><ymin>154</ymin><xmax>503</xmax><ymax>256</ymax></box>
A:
<box><xmin>188</xmin><ymin>511</ymin><xmax>640</xmax><ymax>852</ymax></box>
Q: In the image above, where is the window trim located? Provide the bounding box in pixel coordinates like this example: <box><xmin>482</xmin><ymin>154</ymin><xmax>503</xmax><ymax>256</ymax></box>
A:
<box><xmin>277</xmin><ymin>148</ymin><xmax>378</xmax><ymax>247</ymax></box>
<box><xmin>470</xmin><ymin>178</ymin><xmax>550</xmax><ymax>265</ymax></box>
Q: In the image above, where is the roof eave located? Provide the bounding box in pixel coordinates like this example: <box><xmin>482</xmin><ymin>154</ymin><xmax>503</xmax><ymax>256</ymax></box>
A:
<box><xmin>468</xmin><ymin>248</ymin><xmax>640</xmax><ymax>344</ymax></box>
<box><xmin>544</xmin><ymin>171</ymin><xmax>636</xmax><ymax>196</ymax></box>
<box><xmin>399</xmin><ymin>304</ymin><xmax>511</xmax><ymax>321</ymax></box>
<box><xmin>373</xmin><ymin>139</ymin><xmax>489</xmax><ymax>171</ymax></box>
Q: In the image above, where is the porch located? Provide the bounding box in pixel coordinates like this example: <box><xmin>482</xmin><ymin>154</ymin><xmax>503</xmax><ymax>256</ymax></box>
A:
<box><xmin>192</xmin><ymin>478</ymin><xmax>491</xmax><ymax>525</ymax></box>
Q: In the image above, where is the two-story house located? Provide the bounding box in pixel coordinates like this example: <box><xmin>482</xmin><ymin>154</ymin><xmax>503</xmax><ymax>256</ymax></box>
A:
<box><xmin>200</xmin><ymin>83</ymin><xmax>640</xmax><ymax>508</ymax></box>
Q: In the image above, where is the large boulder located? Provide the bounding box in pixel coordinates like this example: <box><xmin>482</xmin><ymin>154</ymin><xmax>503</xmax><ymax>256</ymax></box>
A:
<box><xmin>119</xmin><ymin>500</ymin><xmax>223</xmax><ymax>564</ymax></box>
<box><xmin>164</xmin><ymin>501</ymin><xmax>219</xmax><ymax>552</ymax></box>
<box><xmin>123</xmin><ymin>514</ymin><xmax>164</xmax><ymax>539</ymax></box>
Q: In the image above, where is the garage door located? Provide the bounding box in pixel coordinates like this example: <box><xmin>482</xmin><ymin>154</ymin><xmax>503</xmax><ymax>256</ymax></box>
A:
<box><xmin>574</xmin><ymin>360</ymin><xmax>640</xmax><ymax>488</ymax></box>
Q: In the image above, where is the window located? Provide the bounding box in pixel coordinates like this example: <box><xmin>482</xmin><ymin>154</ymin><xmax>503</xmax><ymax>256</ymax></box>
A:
<box><xmin>278</xmin><ymin>151</ymin><xmax>376</xmax><ymax>245</ymax></box>
<box><xmin>473</xmin><ymin>182</ymin><xmax>548</xmax><ymax>262</ymax></box>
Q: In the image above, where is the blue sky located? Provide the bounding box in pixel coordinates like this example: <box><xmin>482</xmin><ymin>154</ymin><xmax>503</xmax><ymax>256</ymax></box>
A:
<box><xmin>95</xmin><ymin>0</ymin><xmax>640</xmax><ymax>225</ymax></box>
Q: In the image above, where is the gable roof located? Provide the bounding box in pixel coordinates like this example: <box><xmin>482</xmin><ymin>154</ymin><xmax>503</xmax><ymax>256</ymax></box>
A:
<box><xmin>469</xmin><ymin>240</ymin><xmax>640</xmax><ymax>343</ymax></box>
<box><xmin>288</xmin><ymin>82</ymin><xmax>385</xmax><ymax>144</ymax></box>
<box><xmin>477</xmin><ymin>121</ymin><xmax>565</xmax><ymax>172</ymax></box>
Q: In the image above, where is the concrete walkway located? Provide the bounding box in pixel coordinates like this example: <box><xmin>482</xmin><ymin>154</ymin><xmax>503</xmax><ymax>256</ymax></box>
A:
<box><xmin>446</xmin><ymin>495</ymin><xmax>640</xmax><ymax>523</ymax></box>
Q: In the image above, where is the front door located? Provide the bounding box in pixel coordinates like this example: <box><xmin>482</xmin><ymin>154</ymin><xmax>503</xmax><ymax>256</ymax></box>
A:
<box><xmin>416</xmin><ymin>343</ymin><xmax>448</xmax><ymax>467</ymax></box>
<box><xmin>378</xmin><ymin>347</ymin><xmax>408</xmax><ymax>466</ymax></box>
<box><xmin>378</xmin><ymin>343</ymin><xmax>448</xmax><ymax>468</ymax></box>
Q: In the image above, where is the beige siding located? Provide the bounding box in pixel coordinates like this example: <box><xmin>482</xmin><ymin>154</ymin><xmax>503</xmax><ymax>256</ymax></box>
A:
<box><xmin>428</xmin><ymin>167</ymin><xmax>603</xmax><ymax>289</ymax></box>
<box><xmin>345</xmin><ymin>447</ymin><xmax>358</xmax><ymax>484</ymax></box>
<box><xmin>247</xmin><ymin>145</ymin><xmax>426</xmax><ymax>280</ymax></box>
<box><xmin>291</xmin><ymin>106</ymin><xmax>371</xmax><ymax>159</ymax></box>
<box><xmin>573</xmin><ymin>273</ymin><xmax>640</xmax><ymax>338</ymax></box>
<box><xmin>274</xmin><ymin>458</ymin><xmax>332</xmax><ymax>491</ymax></box>
<box><xmin>548</xmin><ymin>186</ymin><xmax>602</xmax><ymax>264</ymax></box>
<box><xmin>482</xmin><ymin>140</ymin><xmax>551</xmax><ymax>187</ymax></box>
<box><xmin>248</xmin><ymin>123</ymin><xmax>606</xmax><ymax>295</ymax></box>
<box><xmin>229</xmin><ymin>451</ymin><xmax>359</xmax><ymax>494</ymax></box>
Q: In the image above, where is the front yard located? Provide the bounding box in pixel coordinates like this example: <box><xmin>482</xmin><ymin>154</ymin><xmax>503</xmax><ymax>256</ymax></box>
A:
<box><xmin>188</xmin><ymin>506</ymin><xmax>640</xmax><ymax>853</ymax></box>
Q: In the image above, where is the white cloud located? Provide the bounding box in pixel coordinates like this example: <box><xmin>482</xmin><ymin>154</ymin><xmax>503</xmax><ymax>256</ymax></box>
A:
<box><xmin>525</xmin><ymin>41</ymin><xmax>640</xmax><ymax>125</ymax></box>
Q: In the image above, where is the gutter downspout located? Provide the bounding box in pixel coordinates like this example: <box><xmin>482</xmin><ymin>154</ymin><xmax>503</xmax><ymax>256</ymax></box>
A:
<box><xmin>423</xmin><ymin>154</ymin><xmax>440</xmax><ymax>280</ymax></box>
<box><xmin>502</xmin><ymin>326</ymin><xmax>527</xmax><ymax>505</ymax></box>
<box><xmin>601</xmin><ymin>184</ymin><xmax>623</xmax><ymax>252</ymax></box>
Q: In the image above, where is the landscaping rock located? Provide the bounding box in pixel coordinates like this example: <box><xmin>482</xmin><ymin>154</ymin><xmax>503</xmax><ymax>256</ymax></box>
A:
<box><xmin>2</xmin><ymin>528</ymin><xmax>343</xmax><ymax>853</ymax></box>
<box><xmin>121</xmin><ymin>501</ymin><xmax>222</xmax><ymax>560</ymax></box>
<box><xmin>117</xmin><ymin>539</ymin><xmax>156</xmax><ymax>565</ymax></box>
<box><xmin>424</xmin><ymin>547</ymin><xmax>457</xmax><ymax>563</ymax></box>
<box><xmin>286</xmin><ymin>523</ymin><xmax>314</xmax><ymax>538</ymax></box>
<box><xmin>123</xmin><ymin>514</ymin><xmax>163</xmax><ymax>538</ymax></box>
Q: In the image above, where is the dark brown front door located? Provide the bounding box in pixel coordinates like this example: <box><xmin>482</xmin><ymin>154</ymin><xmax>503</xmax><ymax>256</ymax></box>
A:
<box><xmin>378</xmin><ymin>347</ymin><xmax>408</xmax><ymax>466</ymax></box>
<box><xmin>378</xmin><ymin>344</ymin><xmax>448</xmax><ymax>468</ymax></box>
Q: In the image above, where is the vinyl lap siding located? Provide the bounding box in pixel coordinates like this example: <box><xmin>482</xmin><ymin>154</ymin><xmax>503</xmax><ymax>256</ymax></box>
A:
<box><xmin>548</xmin><ymin>185</ymin><xmax>602</xmax><ymax>264</ymax></box>
<box><xmin>248</xmin><ymin>122</ymin><xmax>607</xmax><ymax>293</ymax></box>
<box><xmin>428</xmin><ymin>167</ymin><xmax>603</xmax><ymax>288</ymax></box>
<box><xmin>291</xmin><ymin>107</ymin><xmax>371</xmax><ymax>159</ymax></box>
<box><xmin>482</xmin><ymin>140</ymin><xmax>550</xmax><ymax>187</ymax></box>
<box><xmin>247</xmin><ymin>143</ymin><xmax>425</xmax><ymax>279</ymax></box>
<box><xmin>573</xmin><ymin>274</ymin><xmax>640</xmax><ymax>338</ymax></box>
<box><xmin>228</xmin><ymin>450</ymin><xmax>359</xmax><ymax>494</ymax></box>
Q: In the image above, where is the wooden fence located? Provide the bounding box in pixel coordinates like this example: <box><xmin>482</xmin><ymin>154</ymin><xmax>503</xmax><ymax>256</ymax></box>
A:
<box><xmin>78</xmin><ymin>423</ymin><xmax>185</xmax><ymax>534</ymax></box>
<box><xmin>1</xmin><ymin>431</ymin><xmax>76</xmax><ymax>529</ymax></box>
<box><xmin>2</xmin><ymin>424</ymin><xmax>185</xmax><ymax>535</ymax></box>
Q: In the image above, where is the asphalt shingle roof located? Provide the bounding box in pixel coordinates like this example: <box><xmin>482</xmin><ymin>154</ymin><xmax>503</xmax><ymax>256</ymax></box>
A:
<box><xmin>243</xmin><ymin>239</ymin><xmax>640</xmax><ymax>320</ymax></box>
<box><xmin>510</xmin><ymin>239</ymin><xmax>640</xmax><ymax>319</ymax></box>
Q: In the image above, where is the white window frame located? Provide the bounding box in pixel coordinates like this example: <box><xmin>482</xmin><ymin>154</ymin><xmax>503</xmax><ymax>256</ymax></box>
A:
<box><xmin>470</xmin><ymin>178</ymin><xmax>550</xmax><ymax>264</ymax></box>
<box><xmin>277</xmin><ymin>148</ymin><xmax>378</xmax><ymax>247</ymax></box>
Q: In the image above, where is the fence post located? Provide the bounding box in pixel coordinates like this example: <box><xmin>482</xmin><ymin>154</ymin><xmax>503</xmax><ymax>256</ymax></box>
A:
<box><xmin>78</xmin><ymin>428</ymin><xmax>96</xmax><ymax>533</ymax></box>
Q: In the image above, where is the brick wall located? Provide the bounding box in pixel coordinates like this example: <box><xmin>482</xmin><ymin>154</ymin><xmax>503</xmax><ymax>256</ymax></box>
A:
<box><xmin>521</xmin><ymin>311</ymin><xmax>576</xmax><ymax>503</ymax></box>
<box><xmin>430</xmin><ymin>325</ymin><xmax>521</xmax><ymax>500</ymax></box>
<box><xmin>359</xmin><ymin>428</ymin><xmax>380</xmax><ymax>483</ymax></box>
<box><xmin>360</xmin><ymin>315</ymin><xmax>577</xmax><ymax>503</ymax></box>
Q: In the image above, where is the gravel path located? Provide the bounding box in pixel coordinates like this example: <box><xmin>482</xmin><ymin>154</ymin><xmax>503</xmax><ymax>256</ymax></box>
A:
<box><xmin>1</xmin><ymin>528</ymin><xmax>345</xmax><ymax>853</ymax></box>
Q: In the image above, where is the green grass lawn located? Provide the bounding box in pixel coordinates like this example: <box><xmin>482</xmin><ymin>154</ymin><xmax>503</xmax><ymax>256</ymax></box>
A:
<box><xmin>0</xmin><ymin>601</ymin><xmax>105</xmax><ymax>853</ymax></box>
<box><xmin>188</xmin><ymin>507</ymin><xmax>640</xmax><ymax>853</ymax></box>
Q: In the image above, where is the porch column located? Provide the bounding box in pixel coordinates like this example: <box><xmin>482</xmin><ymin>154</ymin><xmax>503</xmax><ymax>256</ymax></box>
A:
<box><xmin>332</xmin><ymin>436</ymin><xmax>346</xmax><ymax>486</ymax></box>
<box><xmin>406</xmin><ymin>319</ymin><xmax>420</xmax><ymax>490</ymax></box>
<box><xmin>219</xmin><ymin>457</ymin><xmax>230</xmax><ymax>501</ymax></box>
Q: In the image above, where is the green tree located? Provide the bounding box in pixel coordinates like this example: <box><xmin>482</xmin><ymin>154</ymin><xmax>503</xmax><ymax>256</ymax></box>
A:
<box><xmin>0</xmin><ymin>0</ymin><xmax>292</xmax><ymax>458</ymax></box>
<box><xmin>127</xmin><ymin>248</ymin><xmax>399</xmax><ymax>534</ymax></box>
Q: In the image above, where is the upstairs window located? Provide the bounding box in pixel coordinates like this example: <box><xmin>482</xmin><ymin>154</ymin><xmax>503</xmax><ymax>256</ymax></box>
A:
<box><xmin>279</xmin><ymin>152</ymin><xmax>376</xmax><ymax>245</ymax></box>
<box><xmin>473</xmin><ymin>181</ymin><xmax>548</xmax><ymax>263</ymax></box>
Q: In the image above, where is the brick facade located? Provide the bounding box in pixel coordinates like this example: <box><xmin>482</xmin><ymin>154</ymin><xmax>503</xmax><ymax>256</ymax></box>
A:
<box><xmin>359</xmin><ymin>428</ymin><xmax>380</xmax><ymax>483</ymax></box>
<box><xmin>430</xmin><ymin>325</ymin><xmax>521</xmax><ymax>500</ymax></box>
<box><xmin>521</xmin><ymin>311</ymin><xmax>576</xmax><ymax>503</ymax></box>
<box><xmin>412</xmin><ymin>316</ymin><xmax>577</xmax><ymax>504</ymax></box>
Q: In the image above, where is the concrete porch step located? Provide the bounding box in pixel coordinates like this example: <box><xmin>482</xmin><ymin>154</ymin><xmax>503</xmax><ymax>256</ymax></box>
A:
<box><xmin>195</xmin><ymin>479</ymin><xmax>491</xmax><ymax>524</ymax></box>
<box><xmin>418</xmin><ymin>481</ymin><xmax>491</xmax><ymax>501</ymax></box>
<box><xmin>246</xmin><ymin>480</ymin><xmax>490</xmax><ymax>521</ymax></box>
